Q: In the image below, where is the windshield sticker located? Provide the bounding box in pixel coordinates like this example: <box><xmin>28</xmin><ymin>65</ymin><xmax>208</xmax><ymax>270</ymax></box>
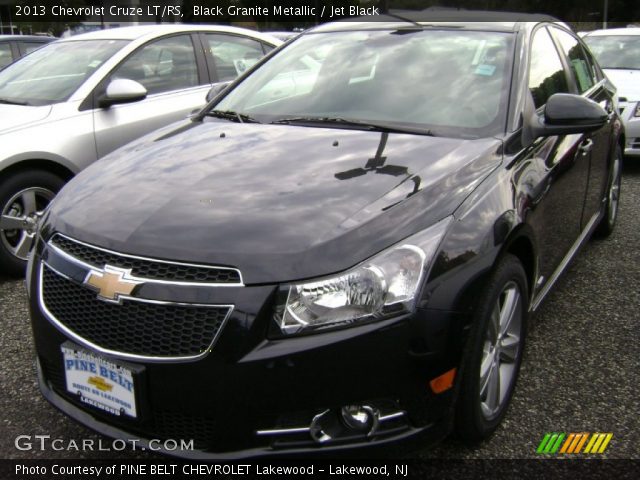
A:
<box><xmin>475</xmin><ymin>64</ymin><xmax>496</xmax><ymax>76</ymax></box>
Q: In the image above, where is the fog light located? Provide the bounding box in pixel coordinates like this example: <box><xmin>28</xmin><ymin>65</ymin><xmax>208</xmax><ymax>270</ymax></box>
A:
<box><xmin>309</xmin><ymin>405</ymin><xmax>382</xmax><ymax>443</ymax></box>
<box><xmin>340</xmin><ymin>405</ymin><xmax>379</xmax><ymax>435</ymax></box>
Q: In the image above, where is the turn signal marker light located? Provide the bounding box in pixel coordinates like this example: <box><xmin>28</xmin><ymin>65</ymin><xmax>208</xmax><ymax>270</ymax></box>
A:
<box><xmin>430</xmin><ymin>368</ymin><xmax>456</xmax><ymax>394</ymax></box>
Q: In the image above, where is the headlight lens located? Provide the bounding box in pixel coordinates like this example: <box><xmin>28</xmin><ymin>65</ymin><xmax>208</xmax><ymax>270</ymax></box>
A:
<box><xmin>634</xmin><ymin>103</ymin><xmax>640</xmax><ymax>117</ymax></box>
<box><xmin>275</xmin><ymin>217</ymin><xmax>452</xmax><ymax>335</ymax></box>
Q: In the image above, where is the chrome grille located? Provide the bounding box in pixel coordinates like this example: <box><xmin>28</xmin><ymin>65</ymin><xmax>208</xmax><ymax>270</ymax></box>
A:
<box><xmin>50</xmin><ymin>234</ymin><xmax>242</xmax><ymax>284</ymax></box>
<box><xmin>40</xmin><ymin>266</ymin><xmax>231</xmax><ymax>359</ymax></box>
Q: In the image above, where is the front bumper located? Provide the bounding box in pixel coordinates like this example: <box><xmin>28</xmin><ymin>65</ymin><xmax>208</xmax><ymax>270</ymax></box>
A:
<box><xmin>28</xmin><ymin>236</ymin><xmax>465</xmax><ymax>459</ymax></box>
<box><xmin>619</xmin><ymin>102</ymin><xmax>640</xmax><ymax>157</ymax></box>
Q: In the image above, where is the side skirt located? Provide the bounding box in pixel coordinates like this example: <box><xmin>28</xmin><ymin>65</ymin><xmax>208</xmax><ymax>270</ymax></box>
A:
<box><xmin>529</xmin><ymin>209</ymin><xmax>603</xmax><ymax>312</ymax></box>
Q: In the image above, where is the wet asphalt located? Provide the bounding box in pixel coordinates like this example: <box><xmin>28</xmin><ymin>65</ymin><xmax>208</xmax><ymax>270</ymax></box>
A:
<box><xmin>0</xmin><ymin>163</ymin><xmax>638</xmax><ymax>461</ymax></box>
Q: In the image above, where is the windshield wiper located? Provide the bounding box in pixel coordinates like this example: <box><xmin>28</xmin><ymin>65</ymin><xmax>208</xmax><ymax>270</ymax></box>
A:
<box><xmin>205</xmin><ymin>109</ymin><xmax>260</xmax><ymax>124</ymax></box>
<box><xmin>0</xmin><ymin>98</ymin><xmax>29</xmax><ymax>106</ymax></box>
<box><xmin>270</xmin><ymin>116</ymin><xmax>433</xmax><ymax>136</ymax></box>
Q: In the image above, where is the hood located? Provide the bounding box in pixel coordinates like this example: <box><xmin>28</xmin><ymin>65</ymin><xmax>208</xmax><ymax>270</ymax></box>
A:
<box><xmin>47</xmin><ymin>120</ymin><xmax>501</xmax><ymax>284</ymax></box>
<box><xmin>604</xmin><ymin>69</ymin><xmax>640</xmax><ymax>102</ymax></box>
<box><xmin>0</xmin><ymin>104</ymin><xmax>52</xmax><ymax>133</ymax></box>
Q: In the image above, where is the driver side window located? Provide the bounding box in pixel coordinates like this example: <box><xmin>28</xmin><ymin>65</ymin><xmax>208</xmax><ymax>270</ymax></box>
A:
<box><xmin>111</xmin><ymin>35</ymin><xmax>199</xmax><ymax>95</ymax></box>
<box><xmin>528</xmin><ymin>28</ymin><xmax>569</xmax><ymax>109</ymax></box>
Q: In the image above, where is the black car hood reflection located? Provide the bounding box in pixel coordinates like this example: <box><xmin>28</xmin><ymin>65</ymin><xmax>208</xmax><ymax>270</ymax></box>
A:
<box><xmin>47</xmin><ymin>120</ymin><xmax>501</xmax><ymax>284</ymax></box>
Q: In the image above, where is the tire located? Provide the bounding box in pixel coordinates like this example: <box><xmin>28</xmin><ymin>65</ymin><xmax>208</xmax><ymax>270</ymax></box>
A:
<box><xmin>455</xmin><ymin>254</ymin><xmax>529</xmax><ymax>442</ymax></box>
<box><xmin>0</xmin><ymin>170</ymin><xmax>65</xmax><ymax>277</ymax></box>
<box><xmin>594</xmin><ymin>146</ymin><xmax>622</xmax><ymax>238</ymax></box>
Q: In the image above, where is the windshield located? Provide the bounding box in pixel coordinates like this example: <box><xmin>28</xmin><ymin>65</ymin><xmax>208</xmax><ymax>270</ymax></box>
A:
<box><xmin>583</xmin><ymin>35</ymin><xmax>640</xmax><ymax>70</ymax></box>
<box><xmin>212</xmin><ymin>29</ymin><xmax>514</xmax><ymax>138</ymax></box>
<box><xmin>0</xmin><ymin>39</ymin><xmax>127</xmax><ymax>106</ymax></box>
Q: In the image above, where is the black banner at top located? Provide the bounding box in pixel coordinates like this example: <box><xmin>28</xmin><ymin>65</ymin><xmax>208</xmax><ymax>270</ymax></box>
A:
<box><xmin>3</xmin><ymin>0</ymin><xmax>640</xmax><ymax>25</ymax></box>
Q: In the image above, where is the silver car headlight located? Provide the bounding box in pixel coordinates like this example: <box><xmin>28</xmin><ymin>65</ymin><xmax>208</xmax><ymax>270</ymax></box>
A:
<box><xmin>634</xmin><ymin>102</ymin><xmax>640</xmax><ymax>117</ymax></box>
<box><xmin>274</xmin><ymin>217</ymin><xmax>452</xmax><ymax>335</ymax></box>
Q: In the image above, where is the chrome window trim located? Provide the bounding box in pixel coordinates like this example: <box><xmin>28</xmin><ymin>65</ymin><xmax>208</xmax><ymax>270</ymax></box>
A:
<box><xmin>38</xmin><ymin>263</ymin><xmax>234</xmax><ymax>363</ymax></box>
<box><xmin>49</xmin><ymin>233</ymin><xmax>244</xmax><ymax>287</ymax></box>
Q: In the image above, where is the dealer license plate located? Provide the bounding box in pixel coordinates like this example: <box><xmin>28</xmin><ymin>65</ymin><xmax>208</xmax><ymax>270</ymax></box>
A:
<box><xmin>62</xmin><ymin>346</ymin><xmax>137</xmax><ymax>418</ymax></box>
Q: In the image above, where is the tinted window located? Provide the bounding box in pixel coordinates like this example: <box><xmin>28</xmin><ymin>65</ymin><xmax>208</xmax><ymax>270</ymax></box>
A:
<box><xmin>214</xmin><ymin>30</ymin><xmax>515</xmax><ymax>138</ymax></box>
<box><xmin>0</xmin><ymin>43</ymin><xmax>12</xmax><ymax>69</ymax></box>
<box><xmin>112</xmin><ymin>35</ymin><xmax>199</xmax><ymax>95</ymax></box>
<box><xmin>205</xmin><ymin>34</ymin><xmax>268</xmax><ymax>81</ymax></box>
<box><xmin>551</xmin><ymin>28</ymin><xmax>596</xmax><ymax>94</ymax></box>
<box><xmin>529</xmin><ymin>28</ymin><xmax>569</xmax><ymax>109</ymax></box>
<box><xmin>581</xmin><ymin>46</ymin><xmax>603</xmax><ymax>82</ymax></box>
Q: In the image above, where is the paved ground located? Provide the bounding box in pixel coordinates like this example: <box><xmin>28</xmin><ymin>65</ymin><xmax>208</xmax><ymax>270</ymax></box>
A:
<box><xmin>1</xmin><ymin>163</ymin><xmax>638</xmax><ymax>460</ymax></box>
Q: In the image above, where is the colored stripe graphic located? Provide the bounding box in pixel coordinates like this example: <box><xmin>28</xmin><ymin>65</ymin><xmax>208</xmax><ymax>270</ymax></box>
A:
<box><xmin>538</xmin><ymin>433</ymin><xmax>613</xmax><ymax>454</ymax></box>
<box><xmin>537</xmin><ymin>433</ymin><xmax>565</xmax><ymax>454</ymax></box>
<box><xmin>584</xmin><ymin>433</ymin><xmax>613</xmax><ymax>454</ymax></box>
<box><xmin>536</xmin><ymin>433</ymin><xmax>552</xmax><ymax>454</ymax></box>
<box><xmin>573</xmin><ymin>433</ymin><xmax>589</xmax><ymax>453</ymax></box>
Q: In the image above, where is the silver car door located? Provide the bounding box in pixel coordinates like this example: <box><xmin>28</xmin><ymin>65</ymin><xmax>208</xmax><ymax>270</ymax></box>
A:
<box><xmin>93</xmin><ymin>34</ymin><xmax>210</xmax><ymax>159</ymax></box>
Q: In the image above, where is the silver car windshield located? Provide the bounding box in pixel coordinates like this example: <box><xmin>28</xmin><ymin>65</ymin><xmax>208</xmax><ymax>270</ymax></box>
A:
<box><xmin>0</xmin><ymin>39</ymin><xmax>127</xmax><ymax>106</ymax></box>
<box><xmin>583</xmin><ymin>35</ymin><xmax>640</xmax><ymax>70</ymax></box>
<box><xmin>212</xmin><ymin>29</ymin><xmax>514</xmax><ymax>138</ymax></box>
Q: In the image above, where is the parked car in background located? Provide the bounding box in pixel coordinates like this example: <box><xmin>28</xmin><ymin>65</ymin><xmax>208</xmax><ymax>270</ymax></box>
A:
<box><xmin>0</xmin><ymin>35</ymin><xmax>54</xmax><ymax>69</ymax></box>
<box><xmin>583</xmin><ymin>28</ymin><xmax>640</xmax><ymax>157</ymax></box>
<box><xmin>28</xmin><ymin>17</ymin><xmax>623</xmax><ymax>458</ymax></box>
<box><xmin>266</xmin><ymin>31</ymin><xmax>300</xmax><ymax>42</ymax></box>
<box><xmin>0</xmin><ymin>25</ymin><xmax>280</xmax><ymax>276</ymax></box>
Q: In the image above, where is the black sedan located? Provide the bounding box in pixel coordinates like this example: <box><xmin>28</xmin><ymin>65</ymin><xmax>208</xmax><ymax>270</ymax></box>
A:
<box><xmin>27</xmin><ymin>16</ymin><xmax>623</xmax><ymax>458</ymax></box>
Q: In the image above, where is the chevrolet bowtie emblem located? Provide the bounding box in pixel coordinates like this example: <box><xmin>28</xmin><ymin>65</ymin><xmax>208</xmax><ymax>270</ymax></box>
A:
<box><xmin>84</xmin><ymin>265</ymin><xmax>142</xmax><ymax>304</ymax></box>
<box><xmin>87</xmin><ymin>376</ymin><xmax>114</xmax><ymax>392</ymax></box>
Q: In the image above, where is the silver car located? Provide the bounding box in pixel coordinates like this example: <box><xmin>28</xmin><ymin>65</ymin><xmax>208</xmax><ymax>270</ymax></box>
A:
<box><xmin>583</xmin><ymin>27</ymin><xmax>640</xmax><ymax>157</ymax></box>
<box><xmin>0</xmin><ymin>25</ymin><xmax>281</xmax><ymax>275</ymax></box>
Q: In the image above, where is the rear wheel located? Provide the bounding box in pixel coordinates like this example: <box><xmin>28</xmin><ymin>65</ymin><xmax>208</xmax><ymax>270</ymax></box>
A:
<box><xmin>456</xmin><ymin>254</ymin><xmax>528</xmax><ymax>442</ymax></box>
<box><xmin>0</xmin><ymin>170</ymin><xmax>65</xmax><ymax>277</ymax></box>
<box><xmin>595</xmin><ymin>146</ymin><xmax>622</xmax><ymax>238</ymax></box>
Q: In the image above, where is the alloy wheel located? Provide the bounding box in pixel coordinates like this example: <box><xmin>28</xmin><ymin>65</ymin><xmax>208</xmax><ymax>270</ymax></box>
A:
<box><xmin>607</xmin><ymin>154</ymin><xmax>622</xmax><ymax>227</ymax></box>
<box><xmin>0</xmin><ymin>187</ymin><xmax>55</xmax><ymax>261</ymax></box>
<box><xmin>479</xmin><ymin>281</ymin><xmax>523</xmax><ymax>420</ymax></box>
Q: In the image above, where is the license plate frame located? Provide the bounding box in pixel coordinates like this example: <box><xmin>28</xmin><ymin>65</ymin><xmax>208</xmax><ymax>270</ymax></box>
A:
<box><xmin>61</xmin><ymin>342</ymin><xmax>143</xmax><ymax>419</ymax></box>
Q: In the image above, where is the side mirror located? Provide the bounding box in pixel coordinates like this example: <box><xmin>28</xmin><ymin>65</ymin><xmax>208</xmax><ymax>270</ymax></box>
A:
<box><xmin>206</xmin><ymin>81</ymin><xmax>232</xmax><ymax>103</ymax></box>
<box><xmin>99</xmin><ymin>79</ymin><xmax>147</xmax><ymax>108</ymax></box>
<box><xmin>527</xmin><ymin>93</ymin><xmax>608</xmax><ymax>139</ymax></box>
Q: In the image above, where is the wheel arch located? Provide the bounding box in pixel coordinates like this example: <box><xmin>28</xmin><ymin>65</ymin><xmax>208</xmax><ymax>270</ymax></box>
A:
<box><xmin>0</xmin><ymin>157</ymin><xmax>76</xmax><ymax>184</ymax></box>
<box><xmin>500</xmin><ymin>226</ymin><xmax>537</xmax><ymax>299</ymax></box>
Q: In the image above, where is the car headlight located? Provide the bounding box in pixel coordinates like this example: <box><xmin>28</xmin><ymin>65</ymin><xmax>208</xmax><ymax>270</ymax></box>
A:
<box><xmin>274</xmin><ymin>216</ymin><xmax>452</xmax><ymax>335</ymax></box>
<box><xmin>634</xmin><ymin>103</ymin><xmax>640</xmax><ymax>117</ymax></box>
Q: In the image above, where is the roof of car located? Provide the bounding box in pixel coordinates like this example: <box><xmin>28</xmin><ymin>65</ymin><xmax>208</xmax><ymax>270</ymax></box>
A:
<box><xmin>309</xmin><ymin>10</ymin><xmax>567</xmax><ymax>34</ymax></box>
<box><xmin>584</xmin><ymin>27</ymin><xmax>640</xmax><ymax>37</ymax></box>
<box><xmin>58</xmin><ymin>24</ymin><xmax>281</xmax><ymax>45</ymax></box>
<box><xmin>0</xmin><ymin>35</ymin><xmax>54</xmax><ymax>42</ymax></box>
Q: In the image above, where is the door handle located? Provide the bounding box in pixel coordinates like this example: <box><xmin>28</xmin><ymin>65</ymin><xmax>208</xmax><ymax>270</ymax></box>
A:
<box><xmin>579</xmin><ymin>139</ymin><xmax>594</xmax><ymax>155</ymax></box>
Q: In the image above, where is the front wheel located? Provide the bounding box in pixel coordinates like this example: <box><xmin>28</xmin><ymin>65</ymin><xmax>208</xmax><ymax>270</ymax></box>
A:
<box><xmin>0</xmin><ymin>170</ymin><xmax>65</xmax><ymax>277</ymax></box>
<box><xmin>594</xmin><ymin>146</ymin><xmax>622</xmax><ymax>238</ymax></box>
<box><xmin>455</xmin><ymin>254</ymin><xmax>528</xmax><ymax>442</ymax></box>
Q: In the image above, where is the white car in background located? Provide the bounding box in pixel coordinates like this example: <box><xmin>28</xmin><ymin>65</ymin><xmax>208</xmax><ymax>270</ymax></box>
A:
<box><xmin>0</xmin><ymin>25</ymin><xmax>281</xmax><ymax>275</ymax></box>
<box><xmin>583</xmin><ymin>28</ymin><xmax>640</xmax><ymax>157</ymax></box>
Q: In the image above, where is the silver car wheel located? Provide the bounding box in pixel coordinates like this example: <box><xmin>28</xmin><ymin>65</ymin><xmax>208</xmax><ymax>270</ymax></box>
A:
<box><xmin>0</xmin><ymin>187</ymin><xmax>55</xmax><ymax>261</ymax></box>
<box><xmin>479</xmin><ymin>281</ymin><xmax>523</xmax><ymax>420</ymax></box>
<box><xmin>608</xmin><ymin>154</ymin><xmax>621</xmax><ymax>226</ymax></box>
